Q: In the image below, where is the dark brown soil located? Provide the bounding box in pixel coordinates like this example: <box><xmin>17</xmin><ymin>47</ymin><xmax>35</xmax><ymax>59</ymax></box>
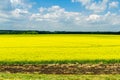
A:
<box><xmin>0</xmin><ymin>64</ymin><xmax>120</xmax><ymax>74</ymax></box>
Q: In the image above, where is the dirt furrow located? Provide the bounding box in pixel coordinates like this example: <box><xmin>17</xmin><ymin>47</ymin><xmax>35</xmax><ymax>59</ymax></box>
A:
<box><xmin>0</xmin><ymin>64</ymin><xmax>120</xmax><ymax>74</ymax></box>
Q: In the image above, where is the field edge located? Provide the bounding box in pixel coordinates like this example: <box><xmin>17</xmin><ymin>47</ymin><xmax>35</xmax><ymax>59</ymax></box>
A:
<box><xmin>0</xmin><ymin>59</ymin><xmax>120</xmax><ymax>65</ymax></box>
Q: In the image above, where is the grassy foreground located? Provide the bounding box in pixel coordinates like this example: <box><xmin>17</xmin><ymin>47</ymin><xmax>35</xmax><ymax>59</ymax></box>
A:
<box><xmin>0</xmin><ymin>34</ymin><xmax>120</xmax><ymax>64</ymax></box>
<box><xmin>0</xmin><ymin>73</ymin><xmax>120</xmax><ymax>80</ymax></box>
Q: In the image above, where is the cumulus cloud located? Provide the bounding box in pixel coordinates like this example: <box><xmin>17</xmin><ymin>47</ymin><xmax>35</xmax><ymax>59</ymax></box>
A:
<box><xmin>0</xmin><ymin>0</ymin><xmax>32</xmax><ymax>30</ymax></box>
<box><xmin>32</xmin><ymin>6</ymin><xmax>65</xmax><ymax>21</ymax></box>
<box><xmin>0</xmin><ymin>12</ymin><xmax>10</xmax><ymax>22</ymax></box>
<box><xmin>10</xmin><ymin>0</ymin><xmax>32</xmax><ymax>9</ymax></box>
<box><xmin>29</xmin><ymin>6</ymin><xmax>120</xmax><ymax>31</ymax></box>
<box><xmin>105</xmin><ymin>12</ymin><xmax>120</xmax><ymax>25</ymax></box>
<box><xmin>11</xmin><ymin>9</ymin><xmax>29</xmax><ymax>17</ymax></box>
<box><xmin>109</xmin><ymin>1</ymin><xmax>119</xmax><ymax>8</ymax></box>
<box><xmin>31</xmin><ymin>6</ymin><xmax>82</xmax><ymax>24</ymax></box>
<box><xmin>29</xmin><ymin>6</ymin><xmax>83</xmax><ymax>30</ymax></box>
<box><xmin>72</xmin><ymin>0</ymin><xmax>108</xmax><ymax>13</ymax></box>
<box><xmin>10</xmin><ymin>0</ymin><xmax>22</xmax><ymax>5</ymax></box>
<box><xmin>86</xmin><ymin>14</ymin><xmax>100</xmax><ymax>21</ymax></box>
<box><xmin>72</xmin><ymin>0</ymin><xmax>91</xmax><ymax>6</ymax></box>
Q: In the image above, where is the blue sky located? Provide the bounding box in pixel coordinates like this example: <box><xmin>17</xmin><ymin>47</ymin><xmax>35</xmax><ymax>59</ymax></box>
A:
<box><xmin>0</xmin><ymin>0</ymin><xmax>120</xmax><ymax>31</ymax></box>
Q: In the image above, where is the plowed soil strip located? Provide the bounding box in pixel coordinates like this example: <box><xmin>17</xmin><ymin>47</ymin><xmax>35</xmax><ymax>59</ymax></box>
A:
<box><xmin>0</xmin><ymin>64</ymin><xmax>120</xmax><ymax>74</ymax></box>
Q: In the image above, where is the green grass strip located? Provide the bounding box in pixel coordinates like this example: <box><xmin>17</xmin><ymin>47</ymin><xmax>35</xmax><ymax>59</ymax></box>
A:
<box><xmin>0</xmin><ymin>59</ymin><xmax>120</xmax><ymax>65</ymax></box>
<box><xmin>0</xmin><ymin>73</ymin><xmax>120</xmax><ymax>80</ymax></box>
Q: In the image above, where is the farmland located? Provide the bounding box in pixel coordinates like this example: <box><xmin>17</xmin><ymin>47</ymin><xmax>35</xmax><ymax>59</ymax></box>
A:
<box><xmin>0</xmin><ymin>34</ymin><xmax>120</xmax><ymax>64</ymax></box>
<box><xmin>1</xmin><ymin>73</ymin><xmax>120</xmax><ymax>80</ymax></box>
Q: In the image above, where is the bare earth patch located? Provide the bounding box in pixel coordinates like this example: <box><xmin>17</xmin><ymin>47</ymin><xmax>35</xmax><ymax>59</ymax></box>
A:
<box><xmin>0</xmin><ymin>64</ymin><xmax>120</xmax><ymax>74</ymax></box>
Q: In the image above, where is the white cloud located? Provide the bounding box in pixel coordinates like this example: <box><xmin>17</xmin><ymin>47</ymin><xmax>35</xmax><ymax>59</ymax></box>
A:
<box><xmin>86</xmin><ymin>14</ymin><xmax>100</xmax><ymax>21</ymax></box>
<box><xmin>39</xmin><ymin>7</ymin><xmax>46</xmax><ymax>13</ymax></box>
<box><xmin>109</xmin><ymin>1</ymin><xmax>119</xmax><ymax>8</ymax></box>
<box><xmin>105</xmin><ymin>12</ymin><xmax>120</xmax><ymax>25</ymax></box>
<box><xmin>10</xmin><ymin>0</ymin><xmax>21</xmax><ymax>5</ymax></box>
<box><xmin>11</xmin><ymin>9</ymin><xmax>29</xmax><ymax>17</ymax></box>
<box><xmin>72</xmin><ymin>0</ymin><xmax>91</xmax><ymax>5</ymax></box>
<box><xmin>72</xmin><ymin>0</ymin><xmax>108</xmax><ymax>13</ymax></box>
<box><xmin>0</xmin><ymin>12</ymin><xmax>9</xmax><ymax>18</ymax></box>
<box><xmin>32</xmin><ymin>6</ymin><xmax>66</xmax><ymax>21</ymax></box>
<box><xmin>31</xmin><ymin>6</ymin><xmax>81</xmax><ymax>23</ymax></box>
<box><xmin>10</xmin><ymin>0</ymin><xmax>32</xmax><ymax>9</ymax></box>
<box><xmin>10</xmin><ymin>0</ymin><xmax>23</xmax><ymax>8</ymax></box>
<box><xmin>30</xmin><ymin>6</ymin><xmax>85</xmax><ymax>30</ymax></box>
<box><xmin>88</xmin><ymin>0</ymin><xmax>108</xmax><ymax>13</ymax></box>
<box><xmin>29</xmin><ymin>6</ymin><xmax>120</xmax><ymax>31</ymax></box>
<box><xmin>0</xmin><ymin>12</ymin><xmax>10</xmax><ymax>22</ymax></box>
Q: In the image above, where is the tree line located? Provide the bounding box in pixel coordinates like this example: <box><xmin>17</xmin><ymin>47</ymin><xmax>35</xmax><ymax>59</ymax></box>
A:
<box><xmin>0</xmin><ymin>30</ymin><xmax>120</xmax><ymax>34</ymax></box>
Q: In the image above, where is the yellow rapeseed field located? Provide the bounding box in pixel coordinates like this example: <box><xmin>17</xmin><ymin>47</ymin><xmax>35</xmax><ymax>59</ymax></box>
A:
<box><xmin>0</xmin><ymin>34</ymin><xmax>120</xmax><ymax>63</ymax></box>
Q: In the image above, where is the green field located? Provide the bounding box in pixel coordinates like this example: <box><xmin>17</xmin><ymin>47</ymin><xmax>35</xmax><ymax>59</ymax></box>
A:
<box><xmin>0</xmin><ymin>73</ymin><xmax>120</xmax><ymax>80</ymax></box>
<box><xmin>0</xmin><ymin>34</ymin><xmax>120</xmax><ymax>64</ymax></box>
